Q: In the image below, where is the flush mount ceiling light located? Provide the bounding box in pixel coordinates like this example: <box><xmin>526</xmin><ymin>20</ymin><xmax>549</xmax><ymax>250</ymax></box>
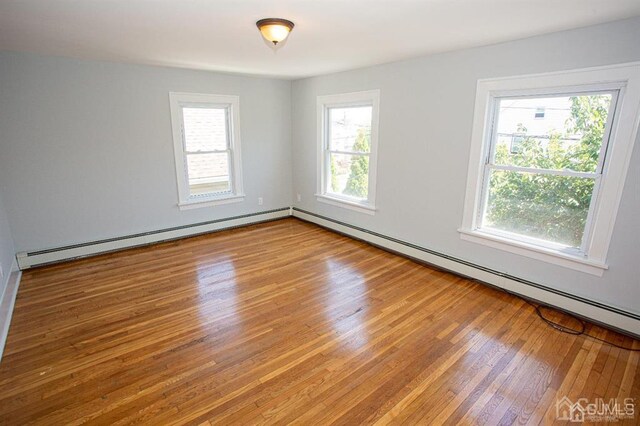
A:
<box><xmin>256</xmin><ymin>18</ymin><xmax>295</xmax><ymax>46</ymax></box>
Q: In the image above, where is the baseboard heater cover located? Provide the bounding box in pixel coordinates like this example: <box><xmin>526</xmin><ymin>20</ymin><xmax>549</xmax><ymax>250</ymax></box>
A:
<box><xmin>0</xmin><ymin>259</ymin><xmax>22</xmax><ymax>361</ymax></box>
<box><xmin>17</xmin><ymin>207</ymin><xmax>292</xmax><ymax>269</ymax></box>
<box><xmin>291</xmin><ymin>207</ymin><xmax>640</xmax><ymax>338</ymax></box>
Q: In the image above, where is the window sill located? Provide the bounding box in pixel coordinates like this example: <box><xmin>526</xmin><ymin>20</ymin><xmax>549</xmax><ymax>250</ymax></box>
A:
<box><xmin>458</xmin><ymin>228</ymin><xmax>608</xmax><ymax>276</ymax></box>
<box><xmin>315</xmin><ymin>194</ymin><xmax>376</xmax><ymax>215</ymax></box>
<box><xmin>178</xmin><ymin>194</ymin><xmax>245</xmax><ymax>210</ymax></box>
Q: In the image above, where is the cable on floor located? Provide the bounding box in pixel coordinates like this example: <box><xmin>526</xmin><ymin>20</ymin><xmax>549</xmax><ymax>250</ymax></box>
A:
<box><xmin>485</xmin><ymin>282</ymin><xmax>640</xmax><ymax>352</ymax></box>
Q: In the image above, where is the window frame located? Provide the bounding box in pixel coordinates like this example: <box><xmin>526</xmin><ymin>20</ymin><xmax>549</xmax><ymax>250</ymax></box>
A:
<box><xmin>534</xmin><ymin>107</ymin><xmax>545</xmax><ymax>119</ymax></box>
<box><xmin>478</xmin><ymin>88</ymin><xmax>619</xmax><ymax>255</ymax></box>
<box><xmin>460</xmin><ymin>63</ymin><xmax>640</xmax><ymax>276</ymax></box>
<box><xmin>316</xmin><ymin>90</ymin><xmax>380</xmax><ymax>215</ymax></box>
<box><xmin>169</xmin><ymin>92</ymin><xmax>244</xmax><ymax>210</ymax></box>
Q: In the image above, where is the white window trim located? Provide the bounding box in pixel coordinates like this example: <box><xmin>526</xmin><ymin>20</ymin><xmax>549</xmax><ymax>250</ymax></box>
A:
<box><xmin>460</xmin><ymin>62</ymin><xmax>640</xmax><ymax>276</ymax></box>
<box><xmin>169</xmin><ymin>92</ymin><xmax>244</xmax><ymax>210</ymax></box>
<box><xmin>316</xmin><ymin>194</ymin><xmax>377</xmax><ymax>215</ymax></box>
<box><xmin>316</xmin><ymin>90</ymin><xmax>380</xmax><ymax>214</ymax></box>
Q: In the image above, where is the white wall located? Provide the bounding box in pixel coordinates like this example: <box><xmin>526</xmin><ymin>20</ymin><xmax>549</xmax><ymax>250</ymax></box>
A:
<box><xmin>0</xmin><ymin>53</ymin><xmax>292</xmax><ymax>251</ymax></box>
<box><xmin>291</xmin><ymin>17</ymin><xmax>640</xmax><ymax>317</ymax></box>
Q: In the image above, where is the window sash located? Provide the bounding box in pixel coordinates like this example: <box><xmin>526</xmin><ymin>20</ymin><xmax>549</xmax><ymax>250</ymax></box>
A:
<box><xmin>323</xmin><ymin>105</ymin><xmax>373</xmax><ymax>202</ymax></box>
<box><xmin>479</xmin><ymin>169</ymin><xmax>600</xmax><ymax>253</ymax></box>
<box><xmin>486</xmin><ymin>164</ymin><xmax>598</xmax><ymax>179</ymax></box>
<box><xmin>324</xmin><ymin>151</ymin><xmax>370</xmax><ymax>200</ymax></box>
<box><xmin>185</xmin><ymin>152</ymin><xmax>233</xmax><ymax>198</ymax></box>
<box><xmin>181</xmin><ymin>105</ymin><xmax>231</xmax><ymax>152</ymax></box>
<box><xmin>476</xmin><ymin>89</ymin><xmax>619</xmax><ymax>254</ymax></box>
<box><xmin>326</xmin><ymin>105</ymin><xmax>373</xmax><ymax>153</ymax></box>
<box><xmin>486</xmin><ymin>90</ymin><xmax>619</xmax><ymax>175</ymax></box>
<box><xmin>327</xmin><ymin>149</ymin><xmax>370</xmax><ymax>156</ymax></box>
<box><xmin>180</xmin><ymin>104</ymin><xmax>235</xmax><ymax>199</ymax></box>
<box><xmin>185</xmin><ymin>149</ymin><xmax>230</xmax><ymax>155</ymax></box>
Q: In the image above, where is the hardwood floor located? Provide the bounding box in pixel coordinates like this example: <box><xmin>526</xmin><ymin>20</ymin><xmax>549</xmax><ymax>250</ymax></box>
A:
<box><xmin>0</xmin><ymin>218</ymin><xmax>638</xmax><ymax>425</ymax></box>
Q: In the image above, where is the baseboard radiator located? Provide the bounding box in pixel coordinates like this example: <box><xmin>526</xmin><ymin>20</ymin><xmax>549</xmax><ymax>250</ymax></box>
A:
<box><xmin>17</xmin><ymin>207</ymin><xmax>292</xmax><ymax>269</ymax></box>
<box><xmin>0</xmin><ymin>259</ymin><xmax>22</xmax><ymax>361</ymax></box>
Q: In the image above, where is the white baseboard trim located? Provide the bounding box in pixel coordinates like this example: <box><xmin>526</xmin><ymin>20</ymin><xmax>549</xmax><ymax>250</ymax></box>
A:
<box><xmin>292</xmin><ymin>208</ymin><xmax>640</xmax><ymax>338</ymax></box>
<box><xmin>0</xmin><ymin>258</ymin><xmax>22</xmax><ymax>361</ymax></box>
<box><xmin>17</xmin><ymin>207</ymin><xmax>292</xmax><ymax>269</ymax></box>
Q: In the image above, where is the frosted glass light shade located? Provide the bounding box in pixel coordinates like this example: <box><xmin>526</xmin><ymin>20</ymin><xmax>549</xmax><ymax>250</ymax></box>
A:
<box><xmin>256</xmin><ymin>18</ymin><xmax>294</xmax><ymax>45</ymax></box>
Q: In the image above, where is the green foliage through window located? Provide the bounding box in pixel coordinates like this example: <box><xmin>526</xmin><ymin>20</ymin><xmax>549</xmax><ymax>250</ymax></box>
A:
<box><xmin>484</xmin><ymin>94</ymin><xmax>612</xmax><ymax>248</ymax></box>
<box><xmin>343</xmin><ymin>129</ymin><xmax>370</xmax><ymax>198</ymax></box>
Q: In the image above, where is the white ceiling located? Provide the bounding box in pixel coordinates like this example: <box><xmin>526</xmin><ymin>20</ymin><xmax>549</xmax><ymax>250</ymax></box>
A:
<box><xmin>1</xmin><ymin>1</ymin><xmax>639</xmax><ymax>79</ymax></box>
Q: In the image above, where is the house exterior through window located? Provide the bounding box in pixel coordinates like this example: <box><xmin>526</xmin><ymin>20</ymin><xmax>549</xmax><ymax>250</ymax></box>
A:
<box><xmin>169</xmin><ymin>92</ymin><xmax>244</xmax><ymax>210</ymax></box>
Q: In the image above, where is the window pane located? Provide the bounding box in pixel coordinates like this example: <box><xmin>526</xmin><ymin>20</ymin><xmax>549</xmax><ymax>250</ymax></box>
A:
<box><xmin>186</xmin><ymin>153</ymin><xmax>230</xmax><ymax>196</ymax></box>
<box><xmin>483</xmin><ymin>169</ymin><xmax>595</xmax><ymax>248</ymax></box>
<box><xmin>183</xmin><ymin>107</ymin><xmax>228</xmax><ymax>152</ymax></box>
<box><xmin>493</xmin><ymin>94</ymin><xmax>612</xmax><ymax>173</ymax></box>
<box><xmin>327</xmin><ymin>153</ymin><xmax>369</xmax><ymax>200</ymax></box>
<box><xmin>328</xmin><ymin>106</ymin><xmax>372</xmax><ymax>153</ymax></box>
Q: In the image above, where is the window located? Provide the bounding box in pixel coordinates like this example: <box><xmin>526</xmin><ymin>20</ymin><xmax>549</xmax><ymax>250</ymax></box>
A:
<box><xmin>485</xmin><ymin>92</ymin><xmax>616</xmax><ymax>249</ymax></box>
<box><xmin>460</xmin><ymin>63</ymin><xmax>640</xmax><ymax>276</ymax></box>
<box><xmin>169</xmin><ymin>92</ymin><xmax>244</xmax><ymax>209</ymax></box>
<box><xmin>510</xmin><ymin>133</ymin><xmax>525</xmax><ymax>154</ymax></box>
<box><xmin>316</xmin><ymin>90</ymin><xmax>380</xmax><ymax>214</ymax></box>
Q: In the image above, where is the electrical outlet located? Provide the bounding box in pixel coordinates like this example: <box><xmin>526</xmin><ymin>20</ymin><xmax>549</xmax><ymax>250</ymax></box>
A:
<box><xmin>296</xmin><ymin>194</ymin><xmax>301</xmax><ymax>202</ymax></box>
<box><xmin>258</xmin><ymin>197</ymin><xmax>263</xmax><ymax>205</ymax></box>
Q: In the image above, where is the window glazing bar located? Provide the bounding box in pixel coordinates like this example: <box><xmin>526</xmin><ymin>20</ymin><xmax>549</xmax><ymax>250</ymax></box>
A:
<box><xmin>488</xmin><ymin>164</ymin><xmax>598</xmax><ymax>179</ymax></box>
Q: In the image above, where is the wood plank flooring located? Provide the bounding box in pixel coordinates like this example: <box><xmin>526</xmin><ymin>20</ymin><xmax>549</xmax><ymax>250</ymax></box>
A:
<box><xmin>0</xmin><ymin>218</ymin><xmax>638</xmax><ymax>425</ymax></box>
